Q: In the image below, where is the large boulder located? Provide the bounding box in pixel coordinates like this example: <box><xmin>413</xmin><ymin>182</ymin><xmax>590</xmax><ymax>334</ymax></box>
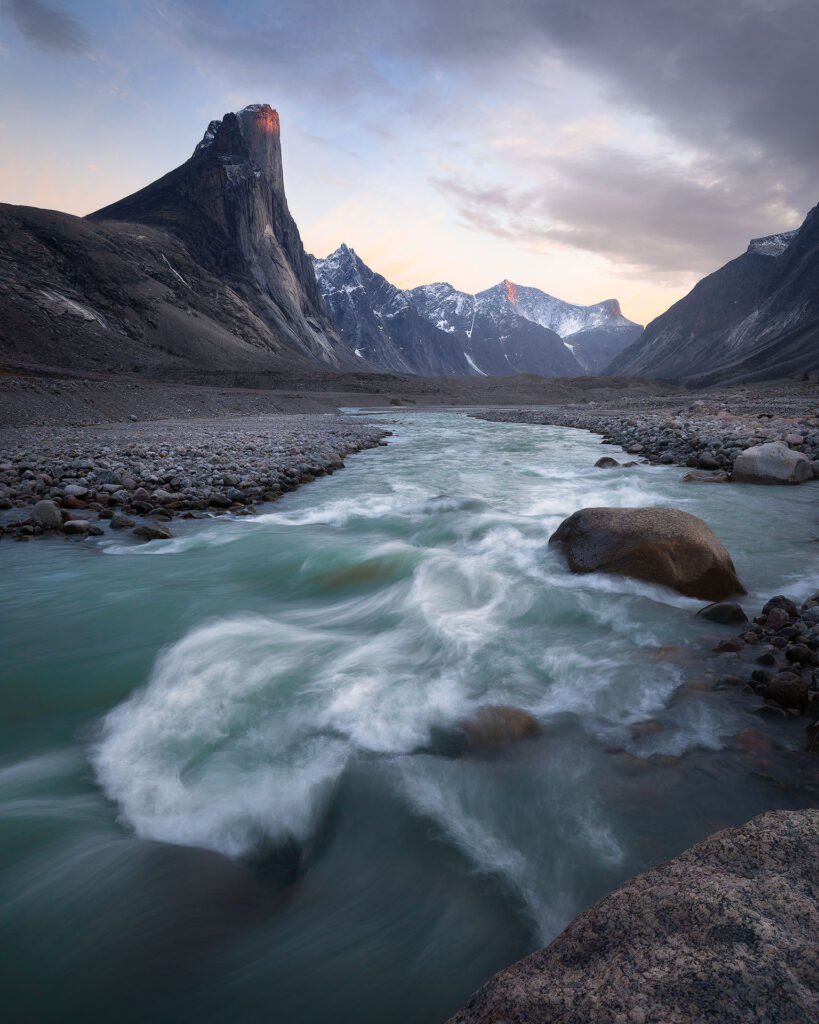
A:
<box><xmin>732</xmin><ymin>441</ymin><xmax>814</xmax><ymax>484</ymax></box>
<box><xmin>549</xmin><ymin>506</ymin><xmax>745</xmax><ymax>600</ymax></box>
<box><xmin>447</xmin><ymin>809</ymin><xmax>819</xmax><ymax>1024</ymax></box>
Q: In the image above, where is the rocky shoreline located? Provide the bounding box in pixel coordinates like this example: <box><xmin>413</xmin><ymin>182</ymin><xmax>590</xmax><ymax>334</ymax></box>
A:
<box><xmin>473</xmin><ymin>386</ymin><xmax>819</xmax><ymax>478</ymax></box>
<box><xmin>698</xmin><ymin>592</ymin><xmax>819</xmax><ymax>749</ymax></box>
<box><xmin>0</xmin><ymin>413</ymin><xmax>389</xmax><ymax>543</ymax></box>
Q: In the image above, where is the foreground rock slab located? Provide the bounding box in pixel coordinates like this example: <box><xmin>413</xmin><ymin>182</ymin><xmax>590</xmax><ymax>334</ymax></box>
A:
<box><xmin>448</xmin><ymin>809</ymin><xmax>819</xmax><ymax>1024</ymax></box>
<box><xmin>549</xmin><ymin>506</ymin><xmax>745</xmax><ymax>600</ymax></box>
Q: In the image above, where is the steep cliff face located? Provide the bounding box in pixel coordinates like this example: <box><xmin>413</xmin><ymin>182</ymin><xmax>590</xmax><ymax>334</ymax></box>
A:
<box><xmin>608</xmin><ymin>205</ymin><xmax>819</xmax><ymax>383</ymax></box>
<box><xmin>90</xmin><ymin>104</ymin><xmax>357</xmax><ymax>368</ymax></box>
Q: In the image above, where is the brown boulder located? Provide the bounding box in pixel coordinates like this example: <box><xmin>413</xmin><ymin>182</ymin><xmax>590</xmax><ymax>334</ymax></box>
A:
<box><xmin>548</xmin><ymin>506</ymin><xmax>745</xmax><ymax>600</ymax></box>
<box><xmin>447</xmin><ymin>809</ymin><xmax>819</xmax><ymax>1024</ymax></box>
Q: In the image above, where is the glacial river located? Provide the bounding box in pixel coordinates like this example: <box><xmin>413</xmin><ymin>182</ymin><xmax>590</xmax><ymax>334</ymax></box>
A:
<box><xmin>1</xmin><ymin>411</ymin><xmax>818</xmax><ymax>1023</ymax></box>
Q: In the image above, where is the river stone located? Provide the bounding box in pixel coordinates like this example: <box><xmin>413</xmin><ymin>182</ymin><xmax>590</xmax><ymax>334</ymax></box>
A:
<box><xmin>594</xmin><ymin>456</ymin><xmax>620</xmax><ymax>469</ymax></box>
<box><xmin>683</xmin><ymin>468</ymin><xmax>731</xmax><ymax>483</ymax></box>
<box><xmin>447</xmin><ymin>809</ymin><xmax>819</xmax><ymax>1024</ymax></box>
<box><xmin>31</xmin><ymin>499</ymin><xmax>62</xmax><ymax>530</ymax></box>
<box><xmin>696</xmin><ymin>602</ymin><xmax>748</xmax><ymax>625</ymax></box>
<box><xmin>133</xmin><ymin>523</ymin><xmax>173</xmax><ymax>541</ymax></box>
<box><xmin>459</xmin><ymin>706</ymin><xmax>541</xmax><ymax>749</ymax></box>
<box><xmin>548</xmin><ymin>506</ymin><xmax>745</xmax><ymax>600</ymax></box>
<box><xmin>732</xmin><ymin>441</ymin><xmax>813</xmax><ymax>484</ymax></box>
<box><xmin>63</xmin><ymin>519</ymin><xmax>90</xmax><ymax>534</ymax></box>
<box><xmin>765</xmin><ymin>673</ymin><xmax>809</xmax><ymax>711</ymax></box>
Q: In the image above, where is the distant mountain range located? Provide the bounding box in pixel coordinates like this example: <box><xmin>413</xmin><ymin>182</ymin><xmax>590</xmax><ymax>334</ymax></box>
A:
<box><xmin>313</xmin><ymin>246</ymin><xmax>641</xmax><ymax>378</ymax></box>
<box><xmin>0</xmin><ymin>100</ymin><xmax>814</xmax><ymax>387</ymax></box>
<box><xmin>609</xmin><ymin>209</ymin><xmax>819</xmax><ymax>383</ymax></box>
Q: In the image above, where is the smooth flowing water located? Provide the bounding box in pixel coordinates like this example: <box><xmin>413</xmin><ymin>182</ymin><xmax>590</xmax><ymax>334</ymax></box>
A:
<box><xmin>2</xmin><ymin>411</ymin><xmax>818</xmax><ymax>1024</ymax></box>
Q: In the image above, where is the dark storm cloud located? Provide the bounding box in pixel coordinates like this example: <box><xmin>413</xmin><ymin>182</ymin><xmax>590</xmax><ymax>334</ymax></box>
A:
<box><xmin>157</xmin><ymin>0</ymin><xmax>818</xmax><ymax>167</ymax></box>
<box><xmin>2</xmin><ymin>0</ymin><xmax>92</xmax><ymax>55</ymax></box>
<box><xmin>154</xmin><ymin>0</ymin><xmax>817</xmax><ymax>274</ymax></box>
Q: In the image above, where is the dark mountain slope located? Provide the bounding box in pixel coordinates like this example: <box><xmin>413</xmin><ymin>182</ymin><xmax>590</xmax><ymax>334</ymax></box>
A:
<box><xmin>89</xmin><ymin>104</ymin><xmax>359</xmax><ymax>370</ymax></box>
<box><xmin>608</xmin><ymin>205</ymin><xmax>819</xmax><ymax>383</ymax></box>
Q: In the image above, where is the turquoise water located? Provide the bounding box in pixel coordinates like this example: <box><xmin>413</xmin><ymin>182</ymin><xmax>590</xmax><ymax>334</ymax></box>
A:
<box><xmin>1</xmin><ymin>411</ymin><xmax>818</xmax><ymax>1023</ymax></box>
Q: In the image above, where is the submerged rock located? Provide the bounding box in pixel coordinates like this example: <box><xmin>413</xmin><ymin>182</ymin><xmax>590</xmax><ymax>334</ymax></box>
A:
<box><xmin>459</xmin><ymin>706</ymin><xmax>541</xmax><ymax>749</ymax></box>
<box><xmin>447</xmin><ymin>809</ymin><xmax>819</xmax><ymax>1024</ymax></box>
<box><xmin>548</xmin><ymin>506</ymin><xmax>745</xmax><ymax>600</ymax></box>
<box><xmin>696</xmin><ymin>601</ymin><xmax>748</xmax><ymax>624</ymax></box>
<box><xmin>732</xmin><ymin>441</ymin><xmax>814</xmax><ymax>484</ymax></box>
<box><xmin>594</xmin><ymin>456</ymin><xmax>620</xmax><ymax>469</ymax></box>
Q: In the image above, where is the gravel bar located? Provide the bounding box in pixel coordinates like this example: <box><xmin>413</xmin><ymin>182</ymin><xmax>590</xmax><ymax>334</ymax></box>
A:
<box><xmin>0</xmin><ymin>413</ymin><xmax>389</xmax><ymax>543</ymax></box>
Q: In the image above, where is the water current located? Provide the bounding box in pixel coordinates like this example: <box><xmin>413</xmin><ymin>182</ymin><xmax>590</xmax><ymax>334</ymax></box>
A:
<box><xmin>1</xmin><ymin>411</ymin><xmax>818</xmax><ymax>1023</ymax></box>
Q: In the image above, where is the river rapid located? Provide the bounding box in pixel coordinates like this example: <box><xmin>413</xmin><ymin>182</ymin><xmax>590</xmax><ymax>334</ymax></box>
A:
<box><xmin>1</xmin><ymin>411</ymin><xmax>818</xmax><ymax>1023</ymax></box>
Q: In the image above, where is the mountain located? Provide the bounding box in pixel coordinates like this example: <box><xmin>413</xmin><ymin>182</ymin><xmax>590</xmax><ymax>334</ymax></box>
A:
<box><xmin>314</xmin><ymin>248</ymin><xmax>640</xmax><ymax>378</ymax></box>
<box><xmin>88</xmin><ymin>104</ymin><xmax>358</xmax><ymax>370</ymax></box>
<box><xmin>608</xmin><ymin>205</ymin><xmax>819</xmax><ymax>383</ymax></box>
<box><xmin>0</xmin><ymin>104</ymin><xmax>368</xmax><ymax>383</ymax></box>
<box><xmin>409</xmin><ymin>281</ymin><xmax>585</xmax><ymax>377</ymax></box>
<box><xmin>478</xmin><ymin>283</ymin><xmax>641</xmax><ymax>373</ymax></box>
<box><xmin>312</xmin><ymin>245</ymin><xmax>473</xmax><ymax>376</ymax></box>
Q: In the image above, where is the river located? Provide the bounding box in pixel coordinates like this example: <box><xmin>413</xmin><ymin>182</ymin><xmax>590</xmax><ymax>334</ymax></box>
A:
<box><xmin>1</xmin><ymin>410</ymin><xmax>817</xmax><ymax>1023</ymax></box>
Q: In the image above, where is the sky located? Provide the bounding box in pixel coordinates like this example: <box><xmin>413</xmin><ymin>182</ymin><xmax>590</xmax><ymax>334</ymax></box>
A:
<box><xmin>0</xmin><ymin>1</ymin><xmax>816</xmax><ymax>325</ymax></box>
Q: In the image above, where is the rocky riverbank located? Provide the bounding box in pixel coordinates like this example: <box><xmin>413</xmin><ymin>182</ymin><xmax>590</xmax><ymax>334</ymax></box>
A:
<box><xmin>0</xmin><ymin>413</ymin><xmax>389</xmax><ymax>543</ymax></box>
<box><xmin>698</xmin><ymin>592</ymin><xmax>819</xmax><ymax>740</ymax></box>
<box><xmin>474</xmin><ymin>384</ymin><xmax>819</xmax><ymax>478</ymax></box>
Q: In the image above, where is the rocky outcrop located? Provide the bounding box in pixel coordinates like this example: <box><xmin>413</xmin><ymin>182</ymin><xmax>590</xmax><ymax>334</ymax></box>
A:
<box><xmin>608</xmin><ymin>204</ymin><xmax>819</xmax><ymax>384</ymax></box>
<box><xmin>90</xmin><ymin>104</ymin><xmax>358</xmax><ymax>370</ymax></box>
<box><xmin>732</xmin><ymin>440</ymin><xmax>814</xmax><ymax>484</ymax></box>
<box><xmin>549</xmin><ymin>506</ymin><xmax>745</xmax><ymax>600</ymax></box>
<box><xmin>448</xmin><ymin>809</ymin><xmax>819</xmax><ymax>1024</ymax></box>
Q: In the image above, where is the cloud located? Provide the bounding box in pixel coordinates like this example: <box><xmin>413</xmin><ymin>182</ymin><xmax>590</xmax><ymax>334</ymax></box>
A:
<box><xmin>433</xmin><ymin>145</ymin><xmax>807</xmax><ymax>279</ymax></box>
<box><xmin>2</xmin><ymin>0</ymin><xmax>92</xmax><ymax>56</ymax></box>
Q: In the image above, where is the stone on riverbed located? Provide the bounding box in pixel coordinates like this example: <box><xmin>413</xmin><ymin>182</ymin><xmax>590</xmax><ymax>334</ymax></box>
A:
<box><xmin>459</xmin><ymin>706</ymin><xmax>542</xmax><ymax>749</ymax></box>
<box><xmin>593</xmin><ymin>456</ymin><xmax>620</xmax><ymax>468</ymax></box>
<box><xmin>133</xmin><ymin>523</ymin><xmax>174</xmax><ymax>542</ymax></box>
<box><xmin>732</xmin><ymin>440</ymin><xmax>814</xmax><ymax>484</ymax></box>
<box><xmin>548</xmin><ymin>506</ymin><xmax>745</xmax><ymax>600</ymax></box>
<box><xmin>683</xmin><ymin>468</ymin><xmax>731</xmax><ymax>483</ymax></box>
<box><xmin>447</xmin><ymin>809</ymin><xmax>819</xmax><ymax>1024</ymax></box>
<box><xmin>31</xmin><ymin>499</ymin><xmax>62</xmax><ymax>530</ymax></box>
<box><xmin>696</xmin><ymin>602</ymin><xmax>748</xmax><ymax>624</ymax></box>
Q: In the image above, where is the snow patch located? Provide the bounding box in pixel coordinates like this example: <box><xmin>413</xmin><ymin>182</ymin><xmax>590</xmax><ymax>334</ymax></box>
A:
<box><xmin>40</xmin><ymin>289</ymin><xmax>107</xmax><ymax>329</ymax></box>
<box><xmin>161</xmin><ymin>254</ymin><xmax>190</xmax><ymax>288</ymax></box>
<box><xmin>464</xmin><ymin>352</ymin><xmax>487</xmax><ymax>376</ymax></box>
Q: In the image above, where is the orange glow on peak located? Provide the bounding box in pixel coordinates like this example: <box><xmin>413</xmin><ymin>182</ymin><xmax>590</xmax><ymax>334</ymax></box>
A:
<box><xmin>505</xmin><ymin>279</ymin><xmax>517</xmax><ymax>303</ymax></box>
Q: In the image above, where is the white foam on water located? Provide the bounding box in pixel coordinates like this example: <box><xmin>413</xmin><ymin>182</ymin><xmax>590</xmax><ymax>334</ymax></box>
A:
<box><xmin>92</xmin><ymin>616</ymin><xmax>354</xmax><ymax>856</ymax></box>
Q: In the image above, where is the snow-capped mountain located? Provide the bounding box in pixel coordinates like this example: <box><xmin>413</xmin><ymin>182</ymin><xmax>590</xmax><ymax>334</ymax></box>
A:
<box><xmin>411</xmin><ymin>280</ymin><xmax>641</xmax><ymax>373</ymax></box>
<box><xmin>314</xmin><ymin>250</ymin><xmax>643</xmax><ymax>379</ymax></box>
<box><xmin>314</xmin><ymin>249</ymin><xmax>586</xmax><ymax>378</ymax></box>
<box><xmin>312</xmin><ymin>245</ymin><xmax>472</xmax><ymax>376</ymax></box>
<box><xmin>608</xmin><ymin>211</ymin><xmax>818</xmax><ymax>384</ymax></box>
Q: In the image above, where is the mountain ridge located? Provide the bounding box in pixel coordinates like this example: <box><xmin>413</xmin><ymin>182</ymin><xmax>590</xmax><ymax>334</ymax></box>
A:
<box><xmin>608</xmin><ymin>209</ymin><xmax>819</xmax><ymax>383</ymax></box>
<box><xmin>315</xmin><ymin>247</ymin><xmax>641</xmax><ymax>377</ymax></box>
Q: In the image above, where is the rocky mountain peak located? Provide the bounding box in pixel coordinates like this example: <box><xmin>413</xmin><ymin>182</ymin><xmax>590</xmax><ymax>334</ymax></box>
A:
<box><xmin>89</xmin><ymin>104</ymin><xmax>359</xmax><ymax>369</ymax></box>
<box><xmin>192</xmin><ymin>103</ymin><xmax>283</xmax><ymax>192</ymax></box>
